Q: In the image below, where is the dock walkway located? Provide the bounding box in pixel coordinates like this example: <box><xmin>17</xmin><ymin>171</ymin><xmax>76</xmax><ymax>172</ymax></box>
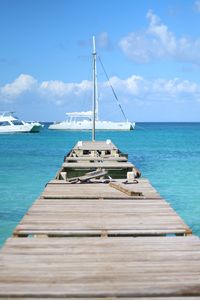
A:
<box><xmin>0</xmin><ymin>140</ymin><xmax>200</xmax><ymax>298</ymax></box>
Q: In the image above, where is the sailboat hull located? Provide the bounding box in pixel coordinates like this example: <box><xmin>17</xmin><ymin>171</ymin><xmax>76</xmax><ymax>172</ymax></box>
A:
<box><xmin>49</xmin><ymin>120</ymin><xmax>135</xmax><ymax>131</ymax></box>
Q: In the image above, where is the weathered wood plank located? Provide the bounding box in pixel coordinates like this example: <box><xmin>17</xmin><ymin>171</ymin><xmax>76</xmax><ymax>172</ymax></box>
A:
<box><xmin>0</xmin><ymin>237</ymin><xmax>200</xmax><ymax>297</ymax></box>
<box><xmin>0</xmin><ymin>280</ymin><xmax>200</xmax><ymax>297</ymax></box>
<box><xmin>3</xmin><ymin>236</ymin><xmax>199</xmax><ymax>247</ymax></box>
<box><xmin>13</xmin><ymin>229</ymin><xmax>190</xmax><ymax>237</ymax></box>
<box><xmin>72</xmin><ymin>140</ymin><xmax>118</xmax><ymax>151</ymax></box>
<box><xmin>2</xmin><ymin>298</ymin><xmax>200</xmax><ymax>300</ymax></box>
<box><xmin>62</xmin><ymin>161</ymin><xmax>134</xmax><ymax>168</ymax></box>
<box><xmin>65</xmin><ymin>156</ymin><xmax>128</xmax><ymax>162</ymax></box>
<box><xmin>12</xmin><ymin>191</ymin><xmax>191</xmax><ymax>237</ymax></box>
<box><xmin>109</xmin><ymin>181</ymin><xmax>143</xmax><ymax>196</ymax></box>
<box><xmin>14</xmin><ymin>183</ymin><xmax>190</xmax><ymax>237</ymax></box>
<box><xmin>4</xmin><ymin>298</ymin><xmax>200</xmax><ymax>300</ymax></box>
<box><xmin>42</xmin><ymin>182</ymin><xmax>162</xmax><ymax>199</ymax></box>
<box><xmin>49</xmin><ymin>177</ymin><xmax>151</xmax><ymax>184</ymax></box>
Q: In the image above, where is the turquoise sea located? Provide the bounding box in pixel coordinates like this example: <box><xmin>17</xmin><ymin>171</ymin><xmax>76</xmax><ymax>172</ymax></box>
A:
<box><xmin>0</xmin><ymin>122</ymin><xmax>200</xmax><ymax>246</ymax></box>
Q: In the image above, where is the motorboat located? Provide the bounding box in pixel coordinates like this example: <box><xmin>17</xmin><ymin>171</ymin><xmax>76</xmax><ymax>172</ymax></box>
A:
<box><xmin>49</xmin><ymin>37</ymin><xmax>135</xmax><ymax>131</ymax></box>
<box><xmin>0</xmin><ymin>112</ymin><xmax>43</xmax><ymax>133</ymax></box>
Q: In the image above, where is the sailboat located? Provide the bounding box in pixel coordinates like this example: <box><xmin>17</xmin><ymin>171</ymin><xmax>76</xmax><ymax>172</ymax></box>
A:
<box><xmin>48</xmin><ymin>37</ymin><xmax>135</xmax><ymax>131</ymax></box>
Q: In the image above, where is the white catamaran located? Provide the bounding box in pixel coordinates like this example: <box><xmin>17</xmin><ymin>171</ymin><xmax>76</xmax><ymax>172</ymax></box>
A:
<box><xmin>49</xmin><ymin>37</ymin><xmax>135</xmax><ymax>131</ymax></box>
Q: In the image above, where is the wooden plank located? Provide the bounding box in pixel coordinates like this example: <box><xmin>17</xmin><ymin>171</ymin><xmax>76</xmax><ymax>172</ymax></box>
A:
<box><xmin>3</xmin><ymin>298</ymin><xmax>200</xmax><ymax>300</ymax></box>
<box><xmin>34</xmin><ymin>198</ymin><xmax>169</xmax><ymax>205</ymax></box>
<box><xmin>109</xmin><ymin>181</ymin><xmax>143</xmax><ymax>196</ymax></box>
<box><xmin>3</xmin><ymin>236</ymin><xmax>200</xmax><ymax>250</ymax></box>
<box><xmin>72</xmin><ymin>140</ymin><xmax>118</xmax><ymax>151</ymax></box>
<box><xmin>14</xmin><ymin>219</ymin><xmax>190</xmax><ymax>236</ymax></box>
<box><xmin>65</xmin><ymin>156</ymin><xmax>128</xmax><ymax>162</ymax></box>
<box><xmin>28</xmin><ymin>204</ymin><xmax>175</xmax><ymax>213</ymax></box>
<box><xmin>13</xmin><ymin>186</ymin><xmax>190</xmax><ymax>237</ymax></box>
<box><xmin>42</xmin><ymin>182</ymin><xmax>162</xmax><ymax>199</ymax></box>
<box><xmin>67</xmin><ymin>169</ymin><xmax>108</xmax><ymax>183</ymax></box>
<box><xmin>45</xmin><ymin>179</ymin><xmax>159</xmax><ymax>190</ymax></box>
<box><xmin>13</xmin><ymin>229</ymin><xmax>189</xmax><ymax>237</ymax></box>
<box><xmin>0</xmin><ymin>237</ymin><xmax>200</xmax><ymax>297</ymax></box>
<box><xmin>62</xmin><ymin>161</ymin><xmax>134</xmax><ymax>168</ymax></box>
<box><xmin>1</xmin><ymin>281</ymin><xmax>199</xmax><ymax>298</ymax></box>
<box><xmin>49</xmin><ymin>178</ymin><xmax>151</xmax><ymax>184</ymax></box>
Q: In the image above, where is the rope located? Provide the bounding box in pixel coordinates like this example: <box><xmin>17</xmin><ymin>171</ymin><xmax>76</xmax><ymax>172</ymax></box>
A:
<box><xmin>98</xmin><ymin>56</ymin><xmax>128</xmax><ymax>122</ymax></box>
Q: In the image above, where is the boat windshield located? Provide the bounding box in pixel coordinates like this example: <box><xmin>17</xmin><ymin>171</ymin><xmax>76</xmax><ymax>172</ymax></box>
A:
<box><xmin>67</xmin><ymin>116</ymin><xmax>92</xmax><ymax>122</ymax></box>
<box><xmin>0</xmin><ymin>121</ymin><xmax>10</xmax><ymax>126</ymax></box>
<box><xmin>12</xmin><ymin>120</ymin><xmax>24</xmax><ymax>125</ymax></box>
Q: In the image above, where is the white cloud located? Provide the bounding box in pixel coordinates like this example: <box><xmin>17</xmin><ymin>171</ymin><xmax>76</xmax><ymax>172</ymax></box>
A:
<box><xmin>104</xmin><ymin>75</ymin><xmax>144</xmax><ymax>95</ymax></box>
<box><xmin>107</xmin><ymin>76</ymin><xmax>200</xmax><ymax>100</ymax></box>
<box><xmin>119</xmin><ymin>10</ymin><xmax>200</xmax><ymax>64</ymax></box>
<box><xmin>1</xmin><ymin>74</ymin><xmax>37</xmax><ymax>98</ymax></box>
<box><xmin>40</xmin><ymin>79</ymin><xmax>92</xmax><ymax>98</ymax></box>
<box><xmin>149</xmin><ymin>78</ymin><xmax>199</xmax><ymax>96</ymax></box>
<box><xmin>1</xmin><ymin>73</ymin><xmax>200</xmax><ymax>100</ymax></box>
<box><xmin>0</xmin><ymin>74</ymin><xmax>93</xmax><ymax>104</ymax></box>
<box><xmin>0</xmin><ymin>73</ymin><xmax>200</xmax><ymax>116</ymax></box>
<box><xmin>147</xmin><ymin>10</ymin><xmax>177</xmax><ymax>55</ymax></box>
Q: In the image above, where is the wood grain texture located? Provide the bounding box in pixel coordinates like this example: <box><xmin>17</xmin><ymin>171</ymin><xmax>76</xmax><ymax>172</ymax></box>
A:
<box><xmin>72</xmin><ymin>141</ymin><xmax>118</xmax><ymax>150</ymax></box>
<box><xmin>13</xmin><ymin>184</ymin><xmax>190</xmax><ymax>236</ymax></box>
<box><xmin>0</xmin><ymin>237</ymin><xmax>200</xmax><ymax>297</ymax></box>
<box><xmin>62</xmin><ymin>161</ymin><xmax>134</xmax><ymax>169</ymax></box>
<box><xmin>42</xmin><ymin>180</ymin><xmax>162</xmax><ymax>199</ymax></box>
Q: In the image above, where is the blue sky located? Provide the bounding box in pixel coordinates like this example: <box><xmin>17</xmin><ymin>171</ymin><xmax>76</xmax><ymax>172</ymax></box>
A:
<box><xmin>1</xmin><ymin>0</ymin><xmax>200</xmax><ymax>121</ymax></box>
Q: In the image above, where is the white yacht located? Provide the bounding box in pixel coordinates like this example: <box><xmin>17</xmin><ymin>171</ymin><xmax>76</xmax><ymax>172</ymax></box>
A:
<box><xmin>0</xmin><ymin>112</ymin><xmax>42</xmax><ymax>133</ymax></box>
<box><xmin>49</xmin><ymin>37</ymin><xmax>135</xmax><ymax>131</ymax></box>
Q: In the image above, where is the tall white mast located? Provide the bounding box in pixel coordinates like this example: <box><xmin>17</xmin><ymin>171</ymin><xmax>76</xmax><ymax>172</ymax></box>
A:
<box><xmin>92</xmin><ymin>36</ymin><xmax>98</xmax><ymax>141</ymax></box>
<box><xmin>94</xmin><ymin>40</ymin><xmax>98</xmax><ymax>121</ymax></box>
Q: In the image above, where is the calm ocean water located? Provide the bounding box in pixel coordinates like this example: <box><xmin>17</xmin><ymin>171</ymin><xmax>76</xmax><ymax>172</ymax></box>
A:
<box><xmin>0</xmin><ymin>122</ymin><xmax>200</xmax><ymax>246</ymax></box>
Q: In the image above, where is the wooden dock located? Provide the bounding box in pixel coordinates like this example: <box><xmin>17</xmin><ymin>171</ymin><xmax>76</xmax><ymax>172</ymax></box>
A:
<box><xmin>0</xmin><ymin>140</ymin><xmax>200</xmax><ymax>299</ymax></box>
